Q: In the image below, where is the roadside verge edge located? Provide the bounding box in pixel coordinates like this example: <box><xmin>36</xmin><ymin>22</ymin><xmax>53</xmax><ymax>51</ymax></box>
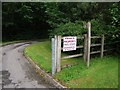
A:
<box><xmin>23</xmin><ymin>51</ymin><xmax>66</xmax><ymax>89</ymax></box>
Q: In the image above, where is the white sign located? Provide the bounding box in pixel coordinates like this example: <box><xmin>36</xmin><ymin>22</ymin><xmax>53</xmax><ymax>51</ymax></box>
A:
<box><xmin>63</xmin><ymin>36</ymin><xmax>77</xmax><ymax>51</ymax></box>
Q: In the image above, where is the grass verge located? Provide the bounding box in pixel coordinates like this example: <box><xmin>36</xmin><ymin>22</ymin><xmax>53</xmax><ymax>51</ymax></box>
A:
<box><xmin>24</xmin><ymin>40</ymin><xmax>118</xmax><ymax>88</ymax></box>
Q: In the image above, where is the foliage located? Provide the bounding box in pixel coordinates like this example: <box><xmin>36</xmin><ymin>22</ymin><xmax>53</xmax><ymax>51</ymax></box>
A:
<box><xmin>110</xmin><ymin>3</ymin><xmax>120</xmax><ymax>28</ymax></box>
<box><xmin>2</xmin><ymin>2</ymin><xmax>49</xmax><ymax>41</ymax></box>
<box><xmin>2</xmin><ymin>3</ymin><xmax>47</xmax><ymax>28</ymax></box>
<box><xmin>49</xmin><ymin>21</ymin><xmax>85</xmax><ymax>38</ymax></box>
<box><xmin>91</xmin><ymin>19</ymin><xmax>107</xmax><ymax>35</ymax></box>
<box><xmin>45</xmin><ymin>2</ymin><xmax>120</xmax><ymax>39</ymax></box>
<box><xmin>2</xmin><ymin>2</ymin><xmax>120</xmax><ymax>45</ymax></box>
<box><xmin>109</xmin><ymin>3</ymin><xmax>120</xmax><ymax>40</ymax></box>
<box><xmin>45</xmin><ymin>2</ymin><xmax>113</xmax><ymax>28</ymax></box>
<box><xmin>92</xmin><ymin>3</ymin><xmax>120</xmax><ymax>40</ymax></box>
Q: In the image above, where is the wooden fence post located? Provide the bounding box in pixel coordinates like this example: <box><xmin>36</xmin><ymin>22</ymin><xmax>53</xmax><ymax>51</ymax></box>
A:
<box><xmin>52</xmin><ymin>38</ymin><xmax>55</xmax><ymax>76</ymax></box>
<box><xmin>56</xmin><ymin>35</ymin><xmax>61</xmax><ymax>72</ymax></box>
<box><xmin>54</xmin><ymin>35</ymin><xmax>57</xmax><ymax>73</ymax></box>
<box><xmin>87</xmin><ymin>22</ymin><xmax>91</xmax><ymax>68</ymax></box>
<box><xmin>52</xmin><ymin>35</ymin><xmax>57</xmax><ymax>76</ymax></box>
<box><xmin>83</xmin><ymin>34</ymin><xmax>88</xmax><ymax>63</ymax></box>
<box><xmin>101</xmin><ymin>35</ymin><xmax>104</xmax><ymax>58</ymax></box>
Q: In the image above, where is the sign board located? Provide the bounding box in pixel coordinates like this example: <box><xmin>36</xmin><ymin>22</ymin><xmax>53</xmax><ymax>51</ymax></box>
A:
<box><xmin>63</xmin><ymin>36</ymin><xmax>77</xmax><ymax>51</ymax></box>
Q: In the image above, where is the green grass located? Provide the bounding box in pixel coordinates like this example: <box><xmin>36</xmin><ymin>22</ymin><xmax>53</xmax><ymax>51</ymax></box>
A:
<box><xmin>24</xmin><ymin>41</ymin><xmax>80</xmax><ymax>73</ymax></box>
<box><xmin>24</xmin><ymin>40</ymin><xmax>118</xmax><ymax>88</ymax></box>
<box><xmin>25</xmin><ymin>41</ymin><xmax>52</xmax><ymax>72</ymax></box>
<box><xmin>55</xmin><ymin>56</ymin><xmax>118</xmax><ymax>88</ymax></box>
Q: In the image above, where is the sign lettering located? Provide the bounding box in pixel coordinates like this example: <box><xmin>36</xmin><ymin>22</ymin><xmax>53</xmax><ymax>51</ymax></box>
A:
<box><xmin>63</xmin><ymin>36</ymin><xmax>77</xmax><ymax>51</ymax></box>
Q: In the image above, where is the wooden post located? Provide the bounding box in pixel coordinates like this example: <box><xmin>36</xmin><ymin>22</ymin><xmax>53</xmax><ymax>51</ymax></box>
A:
<box><xmin>56</xmin><ymin>35</ymin><xmax>61</xmax><ymax>72</ymax></box>
<box><xmin>52</xmin><ymin>35</ymin><xmax>57</xmax><ymax>76</ymax></box>
<box><xmin>83</xmin><ymin>34</ymin><xmax>88</xmax><ymax>63</ymax></box>
<box><xmin>55</xmin><ymin>35</ymin><xmax>57</xmax><ymax>72</ymax></box>
<box><xmin>52</xmin><ymin>38</ymin><xmax>55</xmax><ymax>76</ymax></box>
<box><xmin>101</xmin><ymin>35</ymin><xmax>104</xmax><ymax>58</ymax></box>
<box><xmin>52</xmin><ymin>36</ymin><xmax>57</xmax><ymax>76</ymax></box>
<box><xmin>87</xmin><ymin>22</ymin><xmax>91</xmax><ymax>68</ymax></box>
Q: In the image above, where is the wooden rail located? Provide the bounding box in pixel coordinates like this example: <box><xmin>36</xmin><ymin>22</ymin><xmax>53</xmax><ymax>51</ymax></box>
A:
<box><xmin>76</xmin><ymin>45</ymin><xmax>84</xmax><ymax>49</ymax></box>
<box><xmin>90</xmin><ymin>48</ymin><xmax>115</xmax><ymax>55</ymax></box>
<box><xmin>61</xmin><ymin>35</ymin><xmax>117</xmax><ymax>64</ymax></box>
<box><xmin>77</xmin><ymin>37</ymin><xmax>84</xmax><ymax>39</ymax></box>
<box><xmin>91</xmin><ymin>44</ymin><xmax>101</xmax><ymax>47</ymax></box>
<box><xmin>62</xmin><ymin>36</ymin><xmax>101</xmax><ymax>39</ymax></box>
<box><xmin>62</xmin><ymin>48</ymin><xmax>116</xmax><ymax>59</ymax></box>
<box><xmin>62</xmin><ymin>36</ymin><xmax>84</xmax><ymax>39</ymax></box>
<box><xmin>104</xmin><ymin>41</ymin><xmax>120</xmax><ymax>45</ymax></box>
<box><xmin>104</xmin><ymin>48</ymin><xmax>115</xmax><ymax>52</ymax></box>
<box><xmin>91</xmin><ymin>36</ymin><xmax>101</xmax><ymax>39</ymax></box>
<box><xmin>52</xmin><ymin>33</ymin><xmax>118</xmax><ymax>75</ymax></box>
<box><xmin>90</xmin><ymin>51</ymin><xmax>101</xmax><ymax>54</ymax></box>
<box><xmin>61</xmin><ymin>44</ymin><xmax>101</xmax><ymax>50</ymax></box>
<box><xmin>62</xmin><ymin>54</ymin><xmax>83</xmax><ymax>59</ymax></box>
<box><xmin>61</xmin><ymin>45</ymin><xmax>83</xmax><ymax>50</ymax></box>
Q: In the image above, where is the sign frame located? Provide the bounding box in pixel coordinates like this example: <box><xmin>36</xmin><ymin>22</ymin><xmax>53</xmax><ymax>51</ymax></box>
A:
<box><xmin>63</xmin><ymin>36</ymin><xmax>77</xmax><ymax>52</ymax></box>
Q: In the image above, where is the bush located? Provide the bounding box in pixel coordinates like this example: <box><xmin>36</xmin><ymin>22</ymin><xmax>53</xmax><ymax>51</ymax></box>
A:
<box><xmin>49</xmin><ymin>19</ymin><xmax>108</xmax><ymax>38</ymax></box>
<box><xmin>49</xmin><ymin>19</ymin><xmax>120</xmax><ymax>54</ymax></box>
<box><xmin>49</xmin><ymin>21</ymin><xmax>85</xmax><ymax>38</ymax></box>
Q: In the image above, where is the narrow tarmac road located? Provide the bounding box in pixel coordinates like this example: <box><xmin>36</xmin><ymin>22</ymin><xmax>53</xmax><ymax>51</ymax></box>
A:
<box><xmin>0</xmin><ymin>42</ymin><xmax>55</xmax><ymax>89</ymax></box>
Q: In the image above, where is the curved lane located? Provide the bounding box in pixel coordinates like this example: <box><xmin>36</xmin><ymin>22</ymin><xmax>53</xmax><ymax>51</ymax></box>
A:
<box><xmin>0</xmin><ymin>42</ymin><xmax>55</xmax><ymax>89</ymax></box>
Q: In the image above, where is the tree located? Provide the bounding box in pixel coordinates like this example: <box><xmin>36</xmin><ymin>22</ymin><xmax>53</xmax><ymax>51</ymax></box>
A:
<box><xmin>2</xmin><ymin>2</ymin><xmax>49</xmax><ymax>41</ymax></box>
<box><xmin>45</xmin><ymin>2</ymin><xmax>115</xmax><ymax>37</ymax></box>
<box><xmin>2</xmin><ymin>2</ymin><xmax>120</xmax><ymax>42</ymax></box>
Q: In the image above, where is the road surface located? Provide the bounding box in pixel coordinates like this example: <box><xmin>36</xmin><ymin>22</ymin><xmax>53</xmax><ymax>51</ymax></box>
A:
<box><xmin>0</xmin><ymin>42</ymin><xmax>55</xmax><ymax>89</ymax></box>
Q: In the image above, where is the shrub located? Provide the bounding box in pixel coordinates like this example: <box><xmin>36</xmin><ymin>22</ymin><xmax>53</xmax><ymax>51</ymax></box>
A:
<box><xmin>49</xmin><ymin>21</ymin><xmax>85</xmax><ymax>38</ymax></box>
